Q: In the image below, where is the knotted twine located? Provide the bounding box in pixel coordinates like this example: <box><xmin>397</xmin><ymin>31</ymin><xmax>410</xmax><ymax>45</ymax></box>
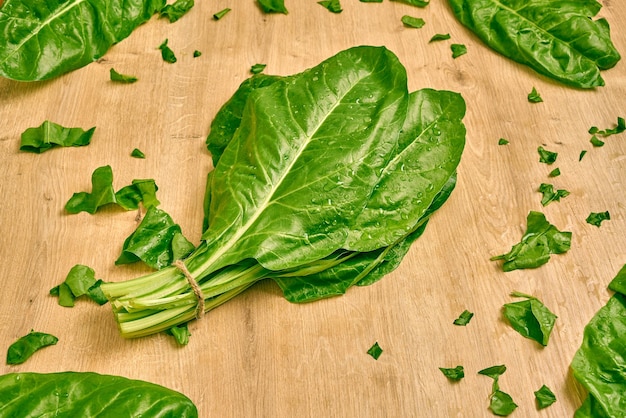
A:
<box><xmin>172</xmin><ymin>259</ymin><xmax>205</xmax><ymax>319</ymax></box>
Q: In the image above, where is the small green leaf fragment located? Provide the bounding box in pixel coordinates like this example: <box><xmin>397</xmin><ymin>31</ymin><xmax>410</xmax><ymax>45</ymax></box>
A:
<box><xmin>490</xmin><ymin>389</ymin><xmax>518</xmax><ymax>416</ymax></box>
<box><xmin>439</xmin><ymin>365</ymin><xmax>464</xmax><ymax>381</ymax></box>
<box><xmin>579</xmin><ymin>150</ymin><xmax>587</xmax><ymax>161</ymax></box>
<box><xmin>159</xmin><ymin>0</ymin><xmax>194</xmax><ymax>23</ymax></box>
<box><xmin>503</xmin><ymin>292</ymin><xmax>557</xmax><ymax>346</ymax></box>
<box><xmin>6</xmin><ymin>331</ymin><xmax>58</xmax><ymax>365</ymax></box>
<box><xmin>159</xmin><ymin>39</ymin><xmax>177</xmax><ymax>63</ymax></box>
<box><xmin>20</xmin><ymin>121</ymin><xmax>95</xmax><ymax>154</ymax></box>
<box><xmin>589</xmin><ymin>116</ymin><xmax>625</xmax><ymax>137</ymax></box>
<box><xmin>451</xmin><ymin>43</ymin><xmax>467</xmax><ymax>58</ymax></box>
<box><xmin>193</xmin><ymin>50</ymin><xmax>202</xmax><ymax>58</ymax></box>
<box><xmin>56</xmin><ymin>282</ymin><xmax>76</xmax><ymax>307</ymax></box>
<box><xmin>401</xmin><ymin>15</ymin><xmax>425</xmax><ymax>28</ymax></box>
<box><xmin>86</xmin><ymin>280</ymin><xmax>109</xmax><ymax>305</ymax></box>
<box><xmin>429</xmin><ymin>33</ymin><xmax>451</xmax><ymax>42</ymax></box>
<box><xmin>453</xmin><ymin>309</ymin><xmax>474</xmax><ymax>326</ymax></box>
<box><xmin>586</xmin><ymin>211</ymin><xmax>610</xmax><ymax>227</ymax></box>
<box><xmin>391</xmin><ymin>0</ymin><xmax>429</xmax><ymax>7</ymax></box>
<box><xmin>318</xmin><ymin>0</ymin><xmax>342</xmax><ymax>13</ymax></box>
<box><xmin>213</xmin><ymin>8</ymin><xmax>231</xmax><ymax>20</ymax></box>
<box><xmin>498</xmin><ymin>138</ymin><xmax>509</xmax><ymax>145</ymax></box>
<box><xmin>478</xmin><ymin>364</ymin><xmax>507</xmax><ymax>380</ymax></box>
<box><xmin>166</xmin><ymin>324</ymin><xmax>191</xmax><ymax>345</ymax></box>
<box><xmin>64</xmin><ymin>264</ymin><xmax>97</xmax><ymax>297</ymax></box>
<box><xmin>491</xmin><ymin>211</ymin><xmax>571</xmax><ymax>272</ymax></box>
<box><xmin>131</xmin><ymin>148</ymin><xmax>146</xmax><ymax>158</ymax></box>
<box><xmin>534</xmin><ymin>384</ymin><xmax>557</xmax><ymax>409</ymax></box>
<box><xmin>527</xmin><ymin>87</ymin><xmax>543</xmax><ymax>103</ymax></box>
<box><xmin>360</xmin><ymin>0</ymin><xmax>383</xmax><ymax>2</ymax></box>
<box><xmin>115</xmin><ymin>179</ymin><xmax>160</xmax><ymax>210</ymax></box>
<box><xmin>367</xmin><ymin>342</ymin><xmax>383</xmax><ymax>360</ymax></box>
<box><xmin>250</xmin><ymin>63</ymin><xmax>267</xmax><ymax>74</ymax></box>
<box><xmin>590</xmin><ymin>135</ymin><xmax>605</xmax><ymax>147</ymax></box>
<box><xmin>110</xmin><ymin>68</ymin><xmax>138</xmax><ymax>83</ymax></box>
<box><xmin>538</xmin><ymin>183</ymin><xmax>569</xmax><ymax>206</ymax></box>
<box><xmin>548</xmin><ymin>168</ymin><xmax>560</xmax><ymax>177</ymax></box>
<box><xmin>65</xmin><ymin>165</ymin><xmax>116</xmax><ymax>214</ymax></box>
<box><xmin>538</xmin><ymin>146</ymin><xmax>557</xmax><ymax>164</ymax></box>
<box><xmin>257</xmin><ymin>0</ymin><xmax>288</xmax><ymax>14</ymax></box>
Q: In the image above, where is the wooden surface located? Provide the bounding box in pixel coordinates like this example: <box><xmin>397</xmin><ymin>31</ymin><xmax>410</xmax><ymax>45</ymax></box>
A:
<box><xmin>1</xmin><ymin>1</ymin><xmax>625</xmax><ymax>417</ymax></box>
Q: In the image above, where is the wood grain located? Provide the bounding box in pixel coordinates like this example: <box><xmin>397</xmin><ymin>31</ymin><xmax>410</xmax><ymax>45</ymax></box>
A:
<box><xmin>1</xmin><ymin>1</ymin><xmax>625</xmax><ymax>417</ymax></box>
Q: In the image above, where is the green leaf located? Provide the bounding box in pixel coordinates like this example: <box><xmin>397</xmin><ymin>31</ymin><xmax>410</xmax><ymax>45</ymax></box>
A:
<box><xmin>0</xmin><ymin>0</ymin><xmax>165</xmax><ymax>81</ymax></box>
<box><xmin>590</xmin><ymin>135</ymin><xmax>605</xmax><ymax>147</ymax></box>
<box><xmin>429</xmin><ymin>33</ymin><xmax>451</xmax><ymax>42</ymax></box>
<box><xmin>20</xmin><ymin>121</ymin><xmax>95</xmax><ymax>154</ymax></box>
<box><xmin>589</xmin><ymin>116</ymin><xmax>626</xmax><ymax>137</ymax></box>
<box><xmin>159</xmin><ymin>0</ymin><xmax>194</xmax><ymax>23</ymax></box>
<box><xmin>367</xmin><ymin>342</ymin><xmax>383</xmax><ymax>359</ymax></box>
<box><xmin>453</xmin><ymin>309</ymin><xmax>474</xmax><ymax>325</ymax></box>
<box><xmin>159</xmin><ymin>38</ymin><xmax>177</xmax><ymax>63</ymax></box>
<box><xmin>0</xmin><ymin>372</ymin><xmax>198</xmax><ymax>417</ymax></box>
<box><xmin>401</xmin><ymin>15</ymin><xmax>425</xmax><ymax>28</ymax></box>
<box><xmin>131</xmin><ymin>148</ymin><xmax>146</xmax><ymax>158</ymax></box>
<box><xmin>586</xmin><ymin>211</ymin><xmax>610</xmax><ymax>227</ymax></box>
<box><xmin>115</xmin><ymin>206</ymin><xmax>194</xmax><ymax>270</ymax></box>
<box><xmin>439</xmin><ymin>365</ymin><xmax>465</xmax><ymax>381</ymax></box>
<box><xmin>166</xmin><ymin>323</ymin><xmax>191</xmax><ymax>345</ymax></box>
<box><xmin>193</xmin><ymin>50</ymin><xmax>202</xmax><ymax>57</ymax></box>
<box><xmin>571</xmin><ymin>291</ymin><xmax>626</xmax><ymax>418</ymax></box>
<box><xmin>50</xmin><ymin>265</ymin><xmax>107</xmax><ymax>306</ymax></box>
<box><xmin>257</xmin><ymin>0</ymin><xmax>287</xmax><ymax>14</ymax></box>
<box><xmin>110</xmin><ymin>68</ymin><xmax>138</xmax><ymax>83</ymax></box>
<box><xmin>503</xmin><ymin>292</ymin><xmax>557</xmax><ymax>346</ymax></box>
<box><xmin>491</xmin><ymin>211</ymin><xmax>571</xmax><ymax>271</ymax></box>
<box><xmin>527</xmin><ymin>87</ymin><xmax>543</xmax><ymax>103</ymax></box>
<box><xmin>392</xmin><ymin>0</ymin><xmax>429</xmax><ymax>7</ymax></box>
<box><xmin>534</xmin><ymin>384</ymin><xmax>557</xmax><ymax>409</ymax></box>
<box><xmin>498</xmin><ymin>138</ymin><xmax>509</xmax><ymax>145</ymax></box>
<box><xmin>86</xmin><ymin>280</ymin><xmax>109</xmax><ymax>305</ymax></box>
<box><xmin>548</xmin><ymin>168</ymin><xmax>560</xmax><ymax>177</ymax></box>
<box><xmin>65</xmin><ymin>165</ymin><xmax>117</xmax><ymax>214</ymax></box>
<box><xmin>608</xmin><ymin>264</ymin><xmax>626</xmax><ymax>296</ymax></box>
<box><xmin>478</xmin><ymin>364</ymin><xmax>507</xmax><ymax>380</ymax></box>
<box><xmin>451</xmin><ymin>43</ymin><xmax>467</xmax><ymax>58</ymax></box>
<box><xmin>318</xmin><ymin>0</ymin><xmax>342</xmax><ymax>13</ymax></box>
<box><xmin>115</xmin><ymin>179</ymin><xmax>160</xmax><ymax>210</ymax></box>
<box><xmin>490</xmin><ymin>389</ymin><xmax>518</xmax><ymax>416</ymax></box>
<box><xmin>213</xmin><ymin>8</ymin><xmax>231</xmax><ymax>20</ymax></box>
<box><xmin>538</xmin><ymin>183</ymin><xmax>569</xmax><ymax>206</ymax></box>
<box><xmin>250</xmin><ymin>63</ymin><xmax>267</xmax><ymax>74</ymax></box>
<box><xmin>579</xmin><ymin>150</ymin><xmax>587</xmax><ymax>161</ymax></box>
<box><xmin>447</xmin><ymin>0</ymin><xmax>621</xmax><ymax>88</ymax></box>
<box><xmin>6</xmin><ymin>331</ymin><xmax>58</xmax><ymax>365</ymax></box>
<box><xmin>538</xmin><ymin>146</ymin><xmax>558</xmax><ymax>164</ymax></box>
<box><xmin>50</xmin><ymin>282</ymin><xmax>75</xmax><ymax>307</ymax></box>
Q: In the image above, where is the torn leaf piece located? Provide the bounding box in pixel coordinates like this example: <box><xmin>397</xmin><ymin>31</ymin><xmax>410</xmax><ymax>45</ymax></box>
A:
<box><xmin>6</xmin><ymin>331</ymin><xmax>58</xmax><ymax>365</ymax></box>
<box><xmin>503</xmin><ymin>291</ymin><xmax>557</xmax><ymax>346</ymax></box>
<box><xmin>491</xmin><ymin>211</ymin><xmax>571</xmax><ymax>272</ymax></box>
<box><xmin>20</xmin><ymin>121</ymin><xmax>95</xmax><ymax>154</ymax></box>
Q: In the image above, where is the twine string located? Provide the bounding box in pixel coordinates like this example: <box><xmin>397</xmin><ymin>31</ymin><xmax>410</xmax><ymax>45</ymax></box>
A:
<box><xmin>172</xmin><ymin>259</ymin><xmax>205</xmax><ymax>319</ymax></box>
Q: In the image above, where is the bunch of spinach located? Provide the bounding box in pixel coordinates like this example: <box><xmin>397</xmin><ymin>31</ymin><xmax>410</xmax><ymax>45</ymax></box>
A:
<box><xmin>100</xmin><ymin>46</ymin><xmax>466</xmax><ymax>338</ymax></box>
<box><xmin>447</xmin><ymin>0</ymin><xmax>621</xmax><ymax>88</ymax></box>
<box><xmin>0</xmin><ymin>0</ymin><xmax>166</xmax><ymax>81</ymax></box>
<box><xmin>0</xmin><ymin>372</ymin><xmax>198</xmax><ymax>417</ymax></box>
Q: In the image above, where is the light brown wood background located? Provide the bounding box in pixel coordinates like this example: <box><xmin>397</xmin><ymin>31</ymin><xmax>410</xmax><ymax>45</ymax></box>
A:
<box><xmin>1</xmin><ymin>1</ymin><xmax>625</xmax><ymax>417</ymax></box>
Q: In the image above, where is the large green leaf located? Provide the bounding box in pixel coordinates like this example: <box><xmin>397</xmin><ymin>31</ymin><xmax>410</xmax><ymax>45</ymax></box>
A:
<box><xmin>0</xmin><ymin>0</ymin><xmax>165</xmax><ymax>81</ymax></box>
<box><xmin>190</xmin><ymin>46</ymin><xmax>409</xmax><ymax>275</ymax></box>
<box><xmin>0</xmin><ymin>372</ymin><xmax>198</xmax><ymax>417</ymax></box>
<box><xmin>448</xmin><ymin>0</ymin><xmax>621</xmax><ymax>88</ymax></box>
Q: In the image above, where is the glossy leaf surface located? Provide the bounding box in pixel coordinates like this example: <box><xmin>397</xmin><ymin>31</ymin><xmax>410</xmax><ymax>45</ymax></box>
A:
<box><xmin>19</xmin><ymin>121</ymin><xmax>95</xmax><ymax>153</ymax></box>
<box><xmin>448</xmin><ymin>0</ymin><xmax>621</xmax><ymax>88</ymax></box>
<box><xmin>0</xmin><ymin>0</ymin><xmax>166</xmax><ymax>81</ymax></box>
<box><xmin>0</xmin><ymin>372</ymin><xmax>198</xmax><ymax>417</ymax></box>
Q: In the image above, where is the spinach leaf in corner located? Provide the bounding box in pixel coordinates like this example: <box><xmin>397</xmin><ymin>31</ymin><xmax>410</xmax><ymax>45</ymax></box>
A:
<box><xmin>20</xmin><ymin>121</ymin><xmax>95</xmax><ymax>154</ymax></box>
<box><xmin>0</xmin><ymin>0</ymin><xmax>166</xmax><ymax>81</ymax></box>
<box><xmin>0</xmin><ymin>372</ymin><xmax>198</xmax><ymax>417</ymax></box>
<box><xmin>491</xmin><ymin>211</ymin><xmax>571</xmax><ymax>271</ymax></box>
<box><xmin>447</xmin><ymin>0</ymin><xmax>621</xmax><ymax>88</ymax></box>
